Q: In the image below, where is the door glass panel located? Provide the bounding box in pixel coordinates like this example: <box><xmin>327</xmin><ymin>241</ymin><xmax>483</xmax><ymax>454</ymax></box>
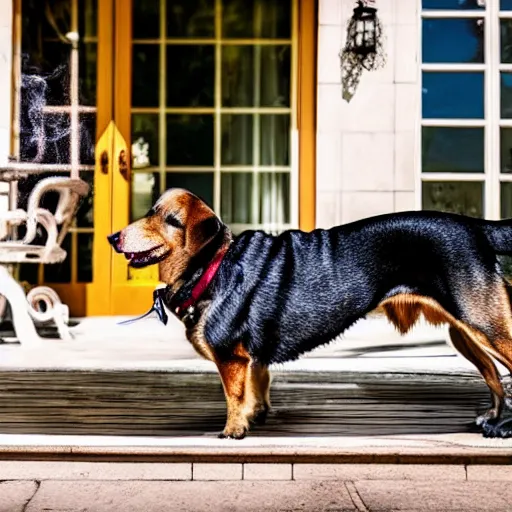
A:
<box><xmin>422</xmin><ymin>19</ymin><xmax>484</xmax><ymax>64</ymax></box>
<box><xmin>222</xmin><ymin>0</ymin><xmax>291</xmax><ymax>38</ymax></box>
<box><xmin>133</xmin><ymin>0</ymin><xmax>160</xmax><ymax>39</ymax></box>
<box><xmin>132</xmin><ymin>45</ymin><xmax>160</xmax><ymax>107</ymax></box>
<box><xmin>166</xmin><ymin>115</ymin><xmax>214</xmax><ymax>166</ymax></box>
<box><xmin>503</xmin><ymin>0</ymin><xmax>512</xmax><ymax>10</ymax></box>
<box><xmin>130</xmin><ymin>0</ymin><xmax>294</xmax><ymax>260</ymax></box>
<box><xmin>166</xmin><ymin>46</ymin><xmax>214</xmax><ymax>107</ymax></box>
<box><xmin>166</xmin><ymin>0</ymin><xmax>215</xmax><ymax>38</ymax></box>
<box><xmin>260</xmin><ymin>115</ymin><xmax>290</xmax><ymax>166</ymax></box>
<box><xmin>221</xmin><ymin>173</ymin><xmax>253</xmax><ymax>224</ymax></box>
<box><xmin>422</xmin><ymin>127</ymin><xmax>484</xmax><ymax>173</ymax></box>
<box><xmin>131</xmin><ymin>172</ymin><xmax>160</xmax><ymax>222</ymax></box>
<box><xmin>165</xmin><ymin>172</ymin><xmax>214</xmax><ymax>207</ymax></box>
<box><xmin>18</xmin><ymin>0</ymin><xmax>97</xmax><ymax>298</ymax></box>
<box><xmin>221</xmin><ymin>115</ymin><xmax>253</xmax><ymax>165</ymax></box>
<box><xmin>422</xmin><ymin>181</ymin><xmax>484</xmax><ymax>218</ymax></box>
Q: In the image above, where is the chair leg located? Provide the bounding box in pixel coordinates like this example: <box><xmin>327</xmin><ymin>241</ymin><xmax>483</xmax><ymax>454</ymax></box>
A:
<box><xmin>26</xmin><ymin>286</ymin><xmax>73</xmax><ymax>341</ymax></box>
<box><xmin>0</xmin><ymin>266</ymin><xmax>43</xmax><ymax>346</ymax></box>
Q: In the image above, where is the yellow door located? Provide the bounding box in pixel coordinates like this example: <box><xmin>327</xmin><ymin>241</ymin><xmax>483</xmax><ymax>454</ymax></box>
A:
<box><xmin>16</xmin><ymin>0</ymin><xmax>316</xmax><ymax>317</ymax></box>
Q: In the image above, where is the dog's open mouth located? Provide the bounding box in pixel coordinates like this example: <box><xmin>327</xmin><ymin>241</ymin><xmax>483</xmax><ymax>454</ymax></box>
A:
<box><xmin>123</xmin><ymin>245</ymin><xmax>168</xmax><ymax>268</ymax></box>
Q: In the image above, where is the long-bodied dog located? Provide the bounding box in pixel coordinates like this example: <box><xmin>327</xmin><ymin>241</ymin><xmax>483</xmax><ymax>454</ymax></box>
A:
<box><xmin>108</xmin><ymin>188</ymin><xmax>512</xmax><ymax>439</ymax></box>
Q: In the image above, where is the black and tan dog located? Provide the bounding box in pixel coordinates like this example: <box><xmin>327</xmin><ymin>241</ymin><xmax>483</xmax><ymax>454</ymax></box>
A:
<box><xmin>108</xmin><ymin>188</ymin><xmax>512</xmax><ymax>439</ymax></box>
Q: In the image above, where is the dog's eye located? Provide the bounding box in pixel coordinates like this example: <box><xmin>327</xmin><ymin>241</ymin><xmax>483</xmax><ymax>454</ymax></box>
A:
<box><xmin>165</xmin><ymin>214</ymin><xmax>183</xmax><ymax>229</ymax></box>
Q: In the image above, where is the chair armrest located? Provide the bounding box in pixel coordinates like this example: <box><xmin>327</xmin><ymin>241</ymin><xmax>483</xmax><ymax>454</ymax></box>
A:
<box><xmin>24</xmin><ymin>177</ymin><xmax>90</xmax><ymax>244</ymax></box>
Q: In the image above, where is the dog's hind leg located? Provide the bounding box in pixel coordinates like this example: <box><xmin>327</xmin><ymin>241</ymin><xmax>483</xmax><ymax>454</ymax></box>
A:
<box><xmin>448</xmin><ymin>326</ymin><xmax>505</xmax><ymax>426</ymax></box>
<box><xmin>250</xmin><ymin>365</ymin><xmax>272</xmax><ymax>426</ymax></box>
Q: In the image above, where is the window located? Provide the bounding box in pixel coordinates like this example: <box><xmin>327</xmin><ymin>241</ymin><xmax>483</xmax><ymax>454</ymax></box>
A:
<box><xmin>130</xmin><ymin>0</ymin><xmax>298</xmax><ymax>236</ymax></box>
<box><xmin>420</xmin><ymin>0</ymin><xmax>512</xmax><ymax>221</ymax></box>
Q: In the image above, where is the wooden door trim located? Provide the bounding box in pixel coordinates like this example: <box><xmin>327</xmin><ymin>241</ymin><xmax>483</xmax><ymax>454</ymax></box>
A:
<box><xmin>87</xmin><ymin>0</ymin><xmax>115</xmax><ymax>316</ymax></box>
<box><xmin>298</xmin><ymin>0</ymin><xmax>317</xmax><ymax>232</ymax></box>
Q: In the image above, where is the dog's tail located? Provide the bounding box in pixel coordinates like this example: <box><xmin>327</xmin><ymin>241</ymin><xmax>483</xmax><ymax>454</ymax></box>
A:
<box><xmin>482</xmin><ymin>219</ymin><xmax>512</xmax><ymax>255</ymax></box>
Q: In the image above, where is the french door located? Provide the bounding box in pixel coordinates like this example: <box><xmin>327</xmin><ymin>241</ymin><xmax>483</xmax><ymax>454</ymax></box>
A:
<box><xmin>15</xmin><ymin>0</ymin><xmax>315</xmax><ymax>316</ymax></box>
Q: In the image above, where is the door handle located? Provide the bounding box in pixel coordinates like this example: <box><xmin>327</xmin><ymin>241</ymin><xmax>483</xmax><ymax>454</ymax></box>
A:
<box><xmin>100</xmin><ymin>150</ymin><xmax>109</xmax><ymax>174</ymax></box>
<box><xmin>118</xmin><ymin>149</ymin><xmax>130</xmax><ymax>180</ymax></box>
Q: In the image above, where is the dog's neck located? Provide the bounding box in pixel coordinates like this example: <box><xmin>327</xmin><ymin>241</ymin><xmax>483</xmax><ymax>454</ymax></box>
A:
<box><xmin>159</xmin><ymin>228</ymin><xmax>232</xmax><ymax>325</ymax></box>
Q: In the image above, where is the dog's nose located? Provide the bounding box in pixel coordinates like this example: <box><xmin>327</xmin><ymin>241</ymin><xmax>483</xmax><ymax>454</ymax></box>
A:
<box><xmin>107</xmin><ymin>231</ymin><xmax>123</xmax><ymax>253</ymax></box>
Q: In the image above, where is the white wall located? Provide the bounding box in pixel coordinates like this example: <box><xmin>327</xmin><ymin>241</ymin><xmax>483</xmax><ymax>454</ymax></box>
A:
<box><xmin>315</xmin><ymin>0</ymin><xmax>420</xmax><ymax>228</ymax></box>
<box><xmin>0</xmin><ymin>0</ymin><xmax>12</xmax><ymax>208</ymax></box>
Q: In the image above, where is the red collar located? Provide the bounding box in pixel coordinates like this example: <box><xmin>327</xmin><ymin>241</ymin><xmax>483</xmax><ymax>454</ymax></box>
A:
<box><xmin>174</xmin><ymin>247</ymin><xmax>228</xmax><ymax>318</ymax></box>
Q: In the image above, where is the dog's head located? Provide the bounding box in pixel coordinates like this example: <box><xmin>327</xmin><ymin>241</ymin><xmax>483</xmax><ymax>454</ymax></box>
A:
<box><xmin>107</xmin><ymin>188</ymin><xmax>225</xmax><ymax>283</ymax></box>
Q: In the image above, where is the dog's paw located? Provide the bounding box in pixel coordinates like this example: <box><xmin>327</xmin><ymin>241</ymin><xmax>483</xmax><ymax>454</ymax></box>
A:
<box><xmin>480</xmin><ymin>416</ymin><xmax>512</xmax><ymax>439</ymax></box>
<box><xmin>251</xmin><ymin>406</ymin><xmax>269</xmax><ymax>426</ymax></box>
<box><xmin>218</xmin><ymin>426</ymin><xmax>248</xmax><ymax>440</ymax></box>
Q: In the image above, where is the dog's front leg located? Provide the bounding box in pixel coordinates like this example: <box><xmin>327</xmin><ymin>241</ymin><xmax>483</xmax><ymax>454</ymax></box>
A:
<box><xmin>216</xmin><ymin>344</ymin><xmax>257</xmax><ymax>439</ymax></box>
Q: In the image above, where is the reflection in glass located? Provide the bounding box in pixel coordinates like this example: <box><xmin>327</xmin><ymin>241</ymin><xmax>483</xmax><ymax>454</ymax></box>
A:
<box><xmin>422</xmin><ymin>72</ymin><xmax>484</xmax><ymax>119</ymax></box>
<box><xmin>503</xmin><ymin>0</ymin><xmax>512</xmax><ymax>10</ymax></box>
<box><xmin>500</xmin><ymin>182</ymin><xmax>512</xmax><ymax>277</ymax></box>
<box><xmin>501</xmin><ymin>20</ymin><xmax>512</xmax><ymax>63</ymax></box>
<box><xmin>132</xmin><ymin>114</ymin><xmax>159</xmax><ymax>168</ymax></box>
<box><xmin>501</xmin><ymin>73</ymin><xmax>512</xmax><ymax>118</ymax></box>
<box><xmin>77</xmin><ymin>234</ymin><xmax>93</xmax><ymax>282</ymax></box>
<box><xmin>260</xmin><ymin>46</ymin><xmax>291</xmax><ymax>107</ymax></box>
<box><xmin>260</xmin><ymin>115</ymin><xmax>290</xmax><ymax>166</ymax></box>
<box><xmin>501</xmin><ymin>182</ymin><xmax>512</xmax><ymax>219</ymax></box>
<box><xmin>132</xmin><ymin>45</ymin><xmax>159</xmax><ymax>107</ymax></box>
<box><xmin>221</xmin><ymin>115</ymin><xmax>253</xmax><ymax>165</ymax></box>
<box><xmin>76</xmin><ymin>172</ymin><xmax>94</xmax><ymax>228</ymax></box>
<box><xmin>222</xmin><ymin>46</ymin><xmax>254</xmax><ymax>107</ymax></box>
<box><xmin>166</xmin><ymin>0</ymin><xmax>215</xmax><ymax>38</ymax></box>
<box><xmin>422</xmin><ymin>127</ymin><xmax>484</xmax><ymax>173</ymax></box>
<box><xmin>422</xmin><ymin>0</ymin><xmax>484</xmax><ymax>8</ymax></box>
<box><xmin>221</xmin><ymin>173</ymin><xmax>253</xmax><ymax>224</ymax></box>
<box><xmin>501</xmin><ymin>128</ymin><xmax>512</xmax><ymax>173</ymax></box>
<box><xmin>422</xmin><ymin>181</ymin><xmax>483</xmax><ymax>218</ymax></box>
<box><xmin>133</xmin><ymin>0</ymin><xmax>160</xmax><ymax>39</ymax></box>
<box><xmin>80</xmin><ymin>114</ymin><xmax>96</xmax><ymax>165</ymax></box>
<box><xmin>131</xmin><ymin>172</ymin><xmax>160</xmax><ymax>222</ymax></box>
<box><xmin>79</xmin><ymin>0</ymin><xmax>98</xmax><ymax>37</ymax></box>
<box><xmin>165</xmin><ymin>172</ymin><xmax>214</xmax><ymax>207</ymax></box>
<box><xmin>166</xmin><ymin>46</ymin><xmax>214</xmax><ymax>107</ymax></box>
<box><xmin>166</xmin><ymin>115</ymin><xmax>214</xmax><ymax>166</ymax></box>
<box><xmin>222</xmin><ymin>46</ymin><xmax>290</xmax><ymax>107</ymax></box>
<box><xmin>222</xmin><ymin>0</ymin><xmax>291</xmax><ymax>38</ymax></box>
<box><xmin>258</xmin><ymin>173</ymin><xmax>290</xmax><ymax>225</ymax></box>
<box><xmin>79</xmin><ymin>43</ymin><xmax>97</xmax><ymax>106</ymax></box>
<box><xmin>422</xmin><ymin>19</ymin><xmax>484</xmax><ymax>64</ymax></box>
<box><xmin>44</xmin><ymin>234</ymin><xmax>72</xmax><ymax>283</ymax></box>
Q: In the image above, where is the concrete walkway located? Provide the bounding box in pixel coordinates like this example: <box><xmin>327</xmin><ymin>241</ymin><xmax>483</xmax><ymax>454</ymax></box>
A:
<box><xmin>2</xmin><ymin>461</ymin><xmax>512</xmax><ymax>511</ymax></box>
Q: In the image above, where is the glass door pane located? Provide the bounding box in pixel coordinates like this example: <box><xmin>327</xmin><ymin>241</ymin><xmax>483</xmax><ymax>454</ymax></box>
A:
<box><xmin>129</xmin><ymin>0</ymin><xmax>295</xmax><ymax>239</ymax></box>
<box><xmin>16</xmin><ymin>0</ymin><xmax>98</xmax><ymax>316</ymax></box>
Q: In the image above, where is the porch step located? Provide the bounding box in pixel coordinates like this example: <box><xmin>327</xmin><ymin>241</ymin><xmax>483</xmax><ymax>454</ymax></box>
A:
<box><xmin>0</xmin><ymin>369</ymin><xmax>491</xmax><ymax>438</ymax></box>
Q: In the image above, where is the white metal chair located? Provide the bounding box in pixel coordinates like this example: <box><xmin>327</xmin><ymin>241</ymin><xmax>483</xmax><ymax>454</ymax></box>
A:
<box><xmin>0</xmin><ymin>177</ymin><xmax>89</xmax><ymax>346</ymax></box>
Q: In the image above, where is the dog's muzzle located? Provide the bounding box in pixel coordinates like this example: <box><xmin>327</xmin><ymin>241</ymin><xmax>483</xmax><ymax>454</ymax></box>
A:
<box><xmin>107</xmin><ymin>231</ymin><xmax>123</xmax><ymax>253</ymax></box>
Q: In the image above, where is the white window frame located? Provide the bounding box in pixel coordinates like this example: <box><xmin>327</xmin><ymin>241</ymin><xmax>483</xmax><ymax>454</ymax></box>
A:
<box><xmin>416</xmin><ymin>0</ymin><xmax>512</xmax><ymax>220</ymax></box>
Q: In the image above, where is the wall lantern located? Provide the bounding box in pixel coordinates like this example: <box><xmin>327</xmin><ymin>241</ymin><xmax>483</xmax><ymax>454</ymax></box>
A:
<box><xmin>340</xmin><ymin>0</ymin><xmax>385</xmax><ymax>102</ymax></box>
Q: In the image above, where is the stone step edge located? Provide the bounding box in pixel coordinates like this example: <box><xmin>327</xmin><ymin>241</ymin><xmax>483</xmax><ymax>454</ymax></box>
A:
<box><xmin>1</xmin><ymin>444</ymin><xmax>512</xmax><ymax>465</ymax></box>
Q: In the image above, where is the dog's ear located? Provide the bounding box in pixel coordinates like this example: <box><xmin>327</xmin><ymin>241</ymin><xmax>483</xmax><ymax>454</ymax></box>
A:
<box><xmin>186</xmin><ymin>214</ymin><xmax>222</xmax><ymax>254</ymax></box>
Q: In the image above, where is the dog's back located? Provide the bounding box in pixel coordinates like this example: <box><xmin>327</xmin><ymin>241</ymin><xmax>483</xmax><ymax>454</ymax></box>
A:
<box><xmin>205</xmin><ymin>210</ymin><xmax>508</xmax><ymax>364</ymax></box>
